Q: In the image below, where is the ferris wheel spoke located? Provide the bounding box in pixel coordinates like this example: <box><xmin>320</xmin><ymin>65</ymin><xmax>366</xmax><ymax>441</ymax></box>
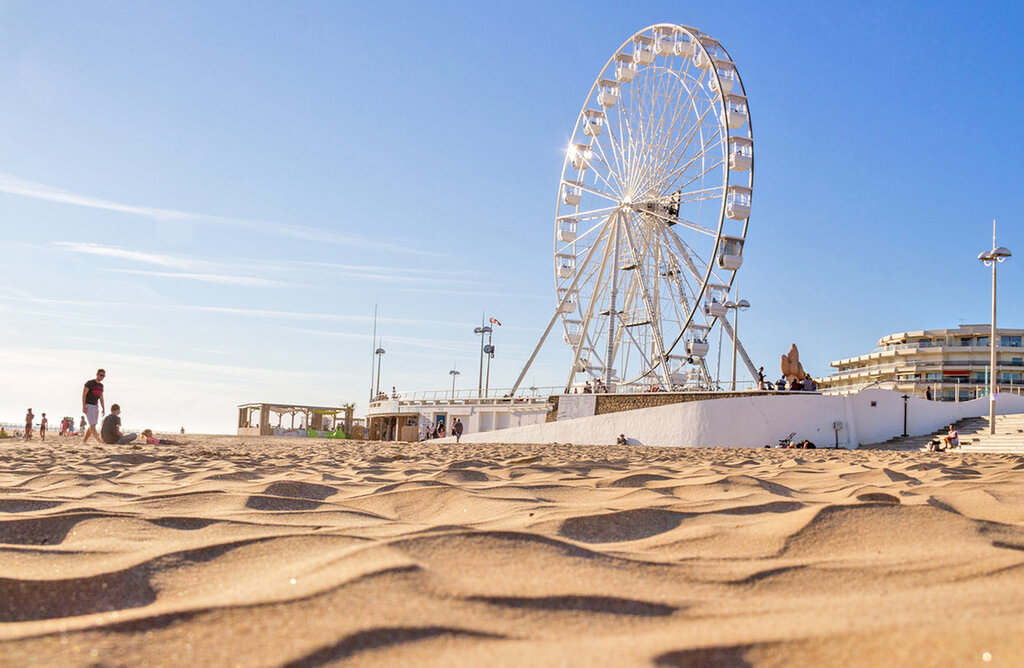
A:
<box><xmin>566</xmin><ymin>203</ymin><xmax>621</xmax><ymax>222</ymax></box>
<box><xmin>586</xmin><ymin>136</ymin><xmax>629</xmax><ymax>197</ymax></box>
<box><xmin>642</xmin><ymin>99</ymin><xmax>721</xmax><ymax>196</ymax></box>
<box><xmin>657</xmin><ymin>154</ymin><xmax>727</xmax><ymax>207</ymax></box>
<box><xmin>577</xmin><ymin>180</ymin><xmax>621</xmax><ymax>204</ymax></box>
<box><xmin>645</xmin><ymin>83</ymin><xmax>719</xmax><ymax>188</ymax></box>
<box><xmin>640</xmin><ymin>66</ymin><xmax>712</xmax><ymax>183</ymax></box>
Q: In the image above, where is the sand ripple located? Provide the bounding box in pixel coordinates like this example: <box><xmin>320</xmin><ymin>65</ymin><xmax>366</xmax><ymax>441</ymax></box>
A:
<box><xmin>1</xmin><ymin>437</ymin><xmax>1024</xmax><ymax>666</ymax></box>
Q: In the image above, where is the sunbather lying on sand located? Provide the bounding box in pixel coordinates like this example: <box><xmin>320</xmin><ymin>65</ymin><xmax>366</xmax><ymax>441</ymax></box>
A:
<box><xmin>142</xmin><ymin>429</ymin><xmax>185</xmax><ymax>445</ymax></box>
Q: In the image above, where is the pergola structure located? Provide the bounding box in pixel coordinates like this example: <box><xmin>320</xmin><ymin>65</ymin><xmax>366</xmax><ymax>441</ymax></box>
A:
<box><xmin>237</xmin><ymin>402</ymin><xmax>361</xmax><ymax>438</ymax></box>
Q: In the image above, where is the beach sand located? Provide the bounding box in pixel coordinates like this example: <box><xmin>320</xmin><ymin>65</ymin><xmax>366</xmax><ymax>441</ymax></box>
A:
<box><xmin>2</xmin><ymin>435</ymin><xmax>1024</xmax><ymax>667</ymax></box>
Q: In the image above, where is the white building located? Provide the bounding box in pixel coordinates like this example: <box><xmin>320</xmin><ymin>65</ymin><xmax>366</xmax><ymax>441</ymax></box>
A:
<box><xmin>365</xmin><ymin>390</ymin><xmax>550</xmax><ymax>441</ymax></box>
<box><xmin>818</xmin><ymin>325</ymin><xmax>1024</xmax><ymax>401</ymax></box>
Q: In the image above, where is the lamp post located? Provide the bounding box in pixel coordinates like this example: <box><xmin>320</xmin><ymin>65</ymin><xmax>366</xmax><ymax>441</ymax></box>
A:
<box><xmin>724</xmin><ymin>299</ymin><xmax>751</xmax><ymax>391</ymax></box>
<box><xmin>473</xmin><ymin>325</ymin><xmax>492</xmax><ymax>398</ymax></box>
<box><xmin>374</xmin><ymin>347</ymin><xmax>385</xmax><ymax>399</ymax></box>
<box><xmin>978</xmin><ymin>223</ymin><xmax>1011</xmax><ymax>435</ymax></box>
<box><xmin>484</xmin><ymin>329</ymin><xmax>495</xmax><ymax>397</ymax></box>
<box><xmin>901</xmin><ymin>394</ymin><xmax>909</xmax><ymax>437</ymax></box>
<box><xmin>449</xmin><ymin>368</ymin><xmax>460</xmax><ymax>399</ymax></box>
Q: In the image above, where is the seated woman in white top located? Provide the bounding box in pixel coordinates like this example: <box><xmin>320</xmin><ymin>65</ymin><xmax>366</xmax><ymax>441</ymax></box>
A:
<box><xmin>943</xmin><ymin>424</ymin><xmax>959</xmax><ymax>450</ymax></box>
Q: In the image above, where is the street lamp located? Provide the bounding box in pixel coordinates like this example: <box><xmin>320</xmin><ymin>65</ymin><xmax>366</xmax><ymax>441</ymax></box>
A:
<box><xmin>449</xmin><ymin>368</ymin><xmax>460</xmax><ymax>399</ymax></box>
<box><xmin>374</xmin><ymin>347</ymin><xmax>385</xmax><ymax>399</ymax></box>
<box><xmin>978</xmin><ymin>223</ymin><xmax>1011</xmax><ymax>435</ymax></box>
<box><xmin>473</xmin><ymin>325</ymin><xmax>492</xmax><ymax>398</ymax></box>
<box><xmin>724</xmin><ymin>299</ymin><xmax>750</xmax><ymax>391</ymax></box>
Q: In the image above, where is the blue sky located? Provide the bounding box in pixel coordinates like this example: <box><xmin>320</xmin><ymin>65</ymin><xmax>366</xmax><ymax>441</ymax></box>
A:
<box><xmin>1</xmin><ymin>1</ymin><xmax>1022</xmax><ymax>432</ymax></box>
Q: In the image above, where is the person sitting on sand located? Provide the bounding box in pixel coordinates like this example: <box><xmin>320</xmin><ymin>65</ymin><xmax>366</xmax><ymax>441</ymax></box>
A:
<box><xmin>943</xmin><ymin>424</ymin><xmax>959</xmax><ymax>450</ymax></box>
<box><xmin>100</xmin><ymin>404</ymin><xmax>138</xmax><ymax>445</ymax></box>
<box><xmin>616</xmin><ymin>434</ymin><xmax>628</xmax><ymax>445</ymax></box>
<box><xmin>141</xmin><ymin>429</ymin><xmax>184</xmax><ymax>445</ymax></box>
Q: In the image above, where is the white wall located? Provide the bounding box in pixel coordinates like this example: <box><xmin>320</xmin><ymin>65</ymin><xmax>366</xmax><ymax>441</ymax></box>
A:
<box><xmin>451</xmin><ymin>390</ymin><xmax>1024</xmax><ymax>448</ymax></box>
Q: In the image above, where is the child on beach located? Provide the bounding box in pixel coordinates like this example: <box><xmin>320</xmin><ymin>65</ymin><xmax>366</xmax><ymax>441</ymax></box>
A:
<box><xmin>141</xmin><ymin>429</ymin><xmax>185</xmax><ymax>445</ymax></box>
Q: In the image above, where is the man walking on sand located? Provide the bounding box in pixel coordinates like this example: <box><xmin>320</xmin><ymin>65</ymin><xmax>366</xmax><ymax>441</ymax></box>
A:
<box><xmin>39</xmin><ymin>413</ymin><xmax>48</xmax><ymax>441</ymax></box>
<box><xmin>24</xmin><ymin>408</ymin><xmax>34</xmax><ymax>441</ymax></box>
<box><xmin>453</xmin><ymin>418</ymin><xmax>464</xmax><ymax>443</ymax></box>
<box><xmin>82</xmin><ymin>368</ymin><xmax>106</xmax><ymax>444</ymax></box>
<box><xmin>101</xmin><ymin>404</ymin><xmax>138</xmax><ymax>445</ymax></box>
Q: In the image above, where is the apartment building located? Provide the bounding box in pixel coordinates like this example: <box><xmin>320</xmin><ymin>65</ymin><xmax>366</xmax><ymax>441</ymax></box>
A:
<box><xmin>818</xmin><ymin>325</ymin><xmax>1024</xmax><ymax>400</ymax></box>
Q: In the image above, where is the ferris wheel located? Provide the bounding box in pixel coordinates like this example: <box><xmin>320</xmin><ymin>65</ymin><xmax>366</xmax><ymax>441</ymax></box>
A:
<box><xmin>513</xmin><ymin>23</ymin><xmax>755</xmax><ymax>394</ymax></box>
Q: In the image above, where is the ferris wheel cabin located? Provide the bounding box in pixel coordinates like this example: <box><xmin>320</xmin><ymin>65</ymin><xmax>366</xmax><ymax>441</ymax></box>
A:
<box><xmin>570</xmin><ymin>143</ymin><xmax>593</xmax><ymax>171</ymax></box>
<box><xmin>726</xmin><ymin>185</ymin><xmax>752</xmax><ymax>220</ymax></box>
<box><xmin>729</xmin><ymin>137</ymin><xmax>753</xmax><ymax>171</ymax></box>
<box><xmin>562</xmin><ymin>180</ymin><xmax>582</xmax><ymax>206</ymax></box>
<box><xmin>556</xmin><ymin>252</ymin><xmax>575</xmax><ymax>279</ymax></box>
<box><xmin>614</xmin><ymin>53</ymin><xmax>636</xmax><ymax>83</ymax></box>
<box><xmin>717</xmin><ymin>236</ymin><xmax>745</xmax><ymax>271</ymax></box>
<box><xmin>709</xmin><ymin>60</ymin><xmax>737</xmax><ymax>96</ymax></box>
<box><xmin>693</xmin><ymin>36</ymin><xmax>723</xmax><ymax>70</ymax></box>
<box><xmin>721</xmin><ymin>95</ymin><xmax>749</xmax><ymax>129</ymax></box>
<box><xmin>633</xmin><ymin>34</ymin><xmax>656</xmax><ymax>65</ymax></box>
<box><xmin>597</xmin><ymin>79</ymin><xmax>619</xmax><ymax>108</ymax></box>
<box><xmin>686</xmin><ymin>325</ymin><xmax>711</xmax><ymax>358</ymax></box>
<box><xmin>557</xmin><ymin>217</ymin><xmax>578</xmax><ymax>242</ymax></box>
<box><xmin>703</xmin><ymin>284</ymin><xmax>730</xmax><ymax>317</ymax></box>
<box><xmin>583</xmin><ymin>109</ymin><xmax>604</xmax><ymax>137</ymax></box>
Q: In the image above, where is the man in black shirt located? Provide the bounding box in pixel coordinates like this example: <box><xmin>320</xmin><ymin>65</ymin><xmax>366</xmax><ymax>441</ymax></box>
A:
<box><xmin>82</xmin><ymin>368</ymin><xmax>106</xmax><ymax>444</ymax></box>
<box><xmin>101</xmin><ymin>404</ymin><xmax>138</xmax><ymax>445</ymax></box>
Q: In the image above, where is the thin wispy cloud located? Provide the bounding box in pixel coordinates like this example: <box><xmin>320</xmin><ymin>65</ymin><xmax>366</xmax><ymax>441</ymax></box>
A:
<box><xmin>53</xmin><ymin>242</ymin><xmax>213</xmax><ymax>272</ymax></box>
<box><xmin>103</xmin><ymin>268</ymin><xmax>294</xmax><ymax>288</ymax></box>
<box><xmin>0</xmin><ymin>172</ymin><xmax>434</xmax><ymax>255</ymax></box>
<box><xmin>0</xmin><ymin>293</ymin><xmax>477</xmax><ymax>328</ymax></box>
<box><xmin>52</xmin><ymin>242</ymin><xmax>478</xmax><ymax>289</ymax></box>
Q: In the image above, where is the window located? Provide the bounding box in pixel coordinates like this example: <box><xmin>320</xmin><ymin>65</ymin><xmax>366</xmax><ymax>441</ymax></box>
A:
<box><xmin>1001</xmin><ymin>336</ymin><xmax>1022</xmax><ymax>348</ymax></box>
<box><xmin>1001</xmin><ymin>372</ymin><xmax>1022</xmax><ymax>383</ymax></box>
<box><xmin>925</xmin><ymin>372</ymin><xmax>942</xmax><ymax>380</ymax></box>
<box><xmin>970</xmin><ymin>372</ymin><xmax>987</xmax><ymax>383</ymax></box>
<box><xmin>1012</xmin><ymin>358</ymin><xmax>1024</xmax><ymax>367</ymax></box>
<box><xmin>978</xmin><ymin>336</ymin><xmax>989</xmax><ymax>347</ymax></box>
<box><xmin>959</xmin><ymin>338</ymin><xmax>973</xmax><ymax>347</ymax></box>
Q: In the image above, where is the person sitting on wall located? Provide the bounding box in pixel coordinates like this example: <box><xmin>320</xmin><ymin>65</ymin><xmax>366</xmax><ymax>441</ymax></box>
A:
<box><xmin>616</xmin><ymin>434</ymin><xmax>628</xmax><ymax>445</ymax></box>
<box><xmin>789</xmin><ymin>378</ymin><xmax>803</xmax><ymax>391</ymax></box>
<box><xmin>943</xmin><ymin>424</ymin><xmax>959</xmax><ymax>450</ymax></box>
<box><xmin>776</xmin><ymin>376</ymin><xmax>787</xmax><ymax>391</ymax></box>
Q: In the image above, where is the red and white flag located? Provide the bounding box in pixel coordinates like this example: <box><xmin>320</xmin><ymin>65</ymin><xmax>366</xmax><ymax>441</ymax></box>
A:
<box><xmin>489</xmin><ymin>317</ymin><xmax>502</xmax><ymax>326</ymax></box>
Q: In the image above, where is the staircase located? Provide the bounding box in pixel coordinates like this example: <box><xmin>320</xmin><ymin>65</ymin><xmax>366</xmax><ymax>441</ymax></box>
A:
<box><xmin>869</xmin><ymin>413</ymin><xmax>1024</xmax><ymax>453</ymax></box>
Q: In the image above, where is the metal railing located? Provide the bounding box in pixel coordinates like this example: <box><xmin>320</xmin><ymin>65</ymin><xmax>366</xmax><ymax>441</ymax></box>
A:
<box><xmin>820</xmin><ymin>379</ymin><xmax>1024</xmax><ymax>400</ymax></box>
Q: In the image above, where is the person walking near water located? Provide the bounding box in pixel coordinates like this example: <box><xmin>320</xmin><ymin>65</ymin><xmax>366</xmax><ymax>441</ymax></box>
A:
<box><xmin>82</xmin><ymin>368</ymin><xmax>106</xmax><ymax>444</ymax></box>
<box><xmin>24</xmin><ymin>408</ymin><xmax>34</xmax><ymax>441</ymax></box>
